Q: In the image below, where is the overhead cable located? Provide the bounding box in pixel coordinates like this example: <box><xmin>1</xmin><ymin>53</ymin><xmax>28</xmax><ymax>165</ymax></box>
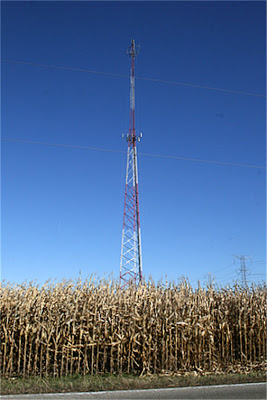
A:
<box><xmin>1</xmin><ymin>59</ymin><xmax>266</xmax><ymax>98</ymax></box>
<box><xmin>2</xmin><ymin>138</ymin><xmax>266</xmax><ymax>170</ymax></box>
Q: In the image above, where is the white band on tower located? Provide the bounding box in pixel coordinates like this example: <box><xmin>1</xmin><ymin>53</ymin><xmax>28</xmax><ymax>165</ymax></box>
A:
<box><xmin>130</xmin><ymin>76</ymin><xmax>135</xmax><ymax>111</ymax></box>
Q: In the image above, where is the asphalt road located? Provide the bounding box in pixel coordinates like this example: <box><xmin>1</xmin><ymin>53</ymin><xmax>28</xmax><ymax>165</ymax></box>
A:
<box><xmin>2</xmin><ymin>383</ymin><xmax>266</xmax><ymax>399</ymax></box>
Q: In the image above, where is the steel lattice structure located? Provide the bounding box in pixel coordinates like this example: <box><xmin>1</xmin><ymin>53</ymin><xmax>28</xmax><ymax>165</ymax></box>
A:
<box><xmin>120</xmin><ymin>39</ymin><xmax>143</xmax><ymax>288</ymax></box>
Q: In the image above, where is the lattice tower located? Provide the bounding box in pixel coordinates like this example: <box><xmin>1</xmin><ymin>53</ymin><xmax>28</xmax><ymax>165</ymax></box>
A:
<box><xmin>120</xmin><ymin>39</ymin><xmax>143</xmax><ymax>288</ymax></box>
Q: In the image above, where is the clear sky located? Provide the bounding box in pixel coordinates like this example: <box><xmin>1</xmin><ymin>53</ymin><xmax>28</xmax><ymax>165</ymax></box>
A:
<box><xmin>1</xmin><ymin>1</ymin><xmax>266</xmax><ymax>287</ymax></box>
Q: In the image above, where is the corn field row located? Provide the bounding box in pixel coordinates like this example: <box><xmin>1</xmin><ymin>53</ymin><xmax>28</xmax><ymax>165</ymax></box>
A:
<box><xmin>1</xmin><ymin>279</ymin><xmax>266</xmax><ymax>377</ymax></box>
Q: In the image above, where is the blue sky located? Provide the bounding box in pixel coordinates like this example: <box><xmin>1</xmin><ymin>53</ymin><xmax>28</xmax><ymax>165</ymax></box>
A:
<box><xmin>1</xmin><ymin>1</ymin><xmax>266</xmax><ymax>287</ymax></box>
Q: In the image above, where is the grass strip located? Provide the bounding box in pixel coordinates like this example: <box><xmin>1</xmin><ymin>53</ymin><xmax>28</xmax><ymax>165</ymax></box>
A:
<box><xmin>1</xmin><ymin>372</ymin><xmax>266</xmax><ymax>395</ymax></box>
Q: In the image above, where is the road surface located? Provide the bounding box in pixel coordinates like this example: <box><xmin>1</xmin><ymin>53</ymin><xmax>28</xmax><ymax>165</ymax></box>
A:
<box><xmin>2</xmin><ymin>382</ymin><xmax>266</xmax><ymax>399</ymax></box>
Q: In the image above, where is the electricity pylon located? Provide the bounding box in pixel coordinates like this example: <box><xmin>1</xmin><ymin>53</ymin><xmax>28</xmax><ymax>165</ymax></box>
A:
<box><xmin>120</xmin><ymin>39</ymin><xmax>143</xmax><ymax>288</ymax></box>
<box><xmin>233</xmin><ymin>255</ymin><xmax>251</xmax><ymax>287</ymax></box>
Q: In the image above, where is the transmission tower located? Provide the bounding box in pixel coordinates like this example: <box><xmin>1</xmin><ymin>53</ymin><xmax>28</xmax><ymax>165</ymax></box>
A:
<box><xmin>120</xmin><ymin>39</ymin><xmax>143</xmax><ymax>288</ymax></box>
<box><xmin>233</xmin><ymin>255</ymin><xmax>251</xmax><ymax>287</ymax></box>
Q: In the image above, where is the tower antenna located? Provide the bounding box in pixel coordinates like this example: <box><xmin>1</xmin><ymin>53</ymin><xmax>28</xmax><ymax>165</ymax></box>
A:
<box><xmin>120</xmin><ymin>39</ymin><xmax>143</xmax><ymax>288</ymax></box>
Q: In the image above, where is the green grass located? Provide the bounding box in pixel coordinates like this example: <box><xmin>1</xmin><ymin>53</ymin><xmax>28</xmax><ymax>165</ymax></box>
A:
<box><xmin>1</xmin><ymin>372</ymin><xmax>266</xmax><ymax>395</ymax></box>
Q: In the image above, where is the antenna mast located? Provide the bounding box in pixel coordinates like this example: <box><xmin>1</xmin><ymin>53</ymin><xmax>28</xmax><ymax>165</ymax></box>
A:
<box><xmin>120</xmin><ymin>39</ymin><xmax>143</xmax><ymax>288</ymax></box>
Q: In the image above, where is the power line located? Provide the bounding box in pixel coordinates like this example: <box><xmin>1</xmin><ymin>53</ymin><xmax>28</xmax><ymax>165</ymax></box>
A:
<box><xmin>138</xmin><ymin>151</ymin><xmax>266</xmax><ymax>169</ymax></box>
<box><xmin>2</xmin><ymin>59</ymin><xmax>266</xmax><ymax>98</ymax></box>
<box><xmin>137</xmin><ymin>76</ymin><xmax>266</xmax><ymax>98</ymax></box>
<box><xmin>2</xmin><ymin>137</ymin><xmax>266</xmax><ymax>170</ymax></box>
<box><xmin>218</xmin><ymin>278</ymin><xmax>236</xmax><ymax>287</ymax></box>
<box><xmin>1</xmin><ymin>138</ymin><xmax>125</xmax><ymax>155</ymax></box>
<box><xmin>212</xmin><ymin>263</ymin><xmax>235</xmax><ymax>276</ymax></box>
<box><xmin>215</xmin><ymin>270</ymin><xmax>236</xmax><ymax>279</ymax></box>
<box><xmin>215</xmin><ymin>271</ymin><xmax>236</xmax><ymax>280</ymax></box>
<box><xmin>1</xmin><ymin>59</ymin><xmax>129</xmax><ymax>79</ymax></box>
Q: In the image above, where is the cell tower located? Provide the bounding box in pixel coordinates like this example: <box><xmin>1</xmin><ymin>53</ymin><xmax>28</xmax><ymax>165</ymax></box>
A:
<box><xmin>120</xmin><ymin>39</ymin><xmax>143</xmax><ymax>288</ymax></box>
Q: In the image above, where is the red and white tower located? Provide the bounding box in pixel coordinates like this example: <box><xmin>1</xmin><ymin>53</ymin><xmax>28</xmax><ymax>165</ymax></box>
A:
<box><xmin>120</xmin><ymin>39</ymin><xmax>143</xmax><ymax>288</ymax></box>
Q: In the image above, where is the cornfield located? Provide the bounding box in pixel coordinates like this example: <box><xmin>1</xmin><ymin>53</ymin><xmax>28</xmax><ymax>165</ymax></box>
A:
<box><xmin>1</xmin><ymin>278</ymin><xmax>266</xmax><ymax>377</ymax></box>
